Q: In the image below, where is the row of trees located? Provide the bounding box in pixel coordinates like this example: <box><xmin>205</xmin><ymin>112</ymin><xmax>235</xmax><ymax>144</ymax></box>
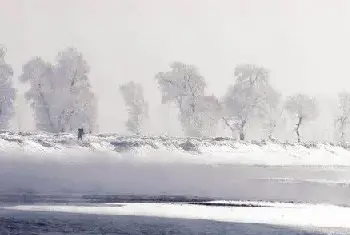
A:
<box><xmin>121</xmin><ymin>62</ymin><xmax>321</xmax><ymax>142</ymax></box>
<box><xmin>0</xmin><ymin>44</ymin><xmax>348</xmax><ymax>142</ymax></box>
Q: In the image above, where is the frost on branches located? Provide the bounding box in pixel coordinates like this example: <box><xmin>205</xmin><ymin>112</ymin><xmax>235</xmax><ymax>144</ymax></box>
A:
<box><xmin>156</xmin><ymin>62</ymin><xmax>221</xmax><ymax>136</ymax></box>
<box><xmin>223</xmin><ymin>64</ymin><xmax>279</xmax><ymax>140</ymax></box>
<box><xmin>285</xmin><ymin>94</ymin><xmax>318</xmax><ymax>143</ymax></box>
<box><xmin>19</xmin><ymin>48</ymin><xmax>97</xmax><ymax>133</ymax></box>
<box><xmin>0</xmin><ymin>46</ymin><xmax>16</xmax><ymax>129</ymax></box>
<box><xmin>179</xmin><ymin>95</ymin><xmax>222</xmax><ymax>137</ymax></box>
<box><xmin>261</xmin><ymin>83</ymin><xmax>284</xmax><ymax>141</ymax></box>
<box><xmin>120</xmin><ymin>81</ymin><xmax>148</xmax><ymax>135</ymax></box>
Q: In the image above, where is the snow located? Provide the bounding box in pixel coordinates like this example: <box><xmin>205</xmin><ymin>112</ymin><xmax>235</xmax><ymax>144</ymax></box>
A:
<box><xmin>5</xmin><ymin>201</ymin><xmax>350</xmax><ymax>229</ymax></box>
<box><xmin>0</xmin><ymin>131</ymin><xmax>350</xmax><ymax>166</ymax></box>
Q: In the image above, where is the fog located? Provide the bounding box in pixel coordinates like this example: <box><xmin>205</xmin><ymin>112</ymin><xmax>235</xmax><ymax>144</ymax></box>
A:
<box><xmin>3</xmin><ymin>150</ymin><xmax>350</xmax><ymax>205</ymax></box>
<box><xmin>1</xmin><ymin>0</ymin><xmax>349</xmax><ymax>139</ymax></box>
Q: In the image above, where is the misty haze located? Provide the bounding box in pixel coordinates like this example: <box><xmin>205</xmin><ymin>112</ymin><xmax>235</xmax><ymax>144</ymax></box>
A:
<box><xmin>1</xmin><ymin>0</ymin><xmax>350</xmax><ymax>234</ymax></box>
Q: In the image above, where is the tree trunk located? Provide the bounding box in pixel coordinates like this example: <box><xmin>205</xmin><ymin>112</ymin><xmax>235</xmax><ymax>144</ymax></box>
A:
<box><xmin>340</xmin><ymin>117</ymin><xmax>346</xmax><ymax>143</ymax></box>
<box><xmin>239</xmin><ymin>131</ymin><xmax>245</xmax><ymax>141</ymax></box>
<box><xmin>268</xmin><ymin>123</ymin><xmax>276</xmax><ymax>141</ymax></box>
<box><xmin>38</xmin><ymin>89</ymin><xmax>55</xmax><ymax>132</ymax></box>
<box><xmin>222</xmin><ymin>117</ymin><xmax>246</xmax><ymax>140</ymax></box>
<box><xmin>239</xmin><ymin>120</ymin><xmax>246</xmax><ymax>141</ymax></box>
<box><xmin>222</xmin><ymin>117</ymin><xmax>235</xmax><ymax>135</ymax></box>
<box><xmin>296</xmin><ymin>128</ymin><xmax>300</xmax><ymax>143</ymax></box>
<box><xmin>295</xmin><ymin>116</ymin><xmax>303</xmax><ymax>143</ymax></box>
<box><xmin>268</xmin><ymin>133</ymin><xmax>273</xmax><ymax>141</ymax></box>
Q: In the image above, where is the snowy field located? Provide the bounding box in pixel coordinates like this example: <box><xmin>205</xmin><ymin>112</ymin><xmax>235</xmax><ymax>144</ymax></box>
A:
<box><xmin>2</xmin><ymin>132</ymin><xmax>350</xmax><ymax>233</ymax></box>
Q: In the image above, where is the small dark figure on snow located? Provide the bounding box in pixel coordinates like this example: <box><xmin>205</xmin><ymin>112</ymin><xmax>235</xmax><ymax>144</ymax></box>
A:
<box><xmin>78</xmin><ymin>128</ymin><xmax>84</xmax><ymax>140</ymax></box>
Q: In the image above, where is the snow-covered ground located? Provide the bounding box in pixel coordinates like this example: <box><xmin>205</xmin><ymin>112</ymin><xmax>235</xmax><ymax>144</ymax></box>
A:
<box><xmin>1</xmin><ymin>131</ymin><xmax>350</xmax><ymax>166</ymax></box>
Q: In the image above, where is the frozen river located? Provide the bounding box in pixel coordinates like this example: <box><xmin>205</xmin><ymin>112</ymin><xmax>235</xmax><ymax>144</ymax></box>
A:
<box><xmin>1</xmin><ymin>164</ymin><xmax>350</xmax><ymax>234</ymax></box>
<box><xmin>0</xmin><ymin>209</ymin><xmax>345</xmax><ymax>235</ymax></box>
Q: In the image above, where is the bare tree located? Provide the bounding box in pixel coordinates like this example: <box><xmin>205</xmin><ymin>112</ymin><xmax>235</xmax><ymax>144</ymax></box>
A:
<box><xmin>120</xmin><ymin>81</ymin><xmax>148</xmax><ymax>135</ymax></box>
<box><xmin>284</xmin><ymin>94</ymin><xmax>318</xmax><ymax>143</ymax></box>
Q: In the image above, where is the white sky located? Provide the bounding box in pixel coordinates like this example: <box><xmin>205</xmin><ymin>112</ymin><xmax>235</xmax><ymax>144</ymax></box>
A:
<box><xmin>1</xmin><ymin>0</ymin><xmax>349</xmax><ymax>134</ymax></box>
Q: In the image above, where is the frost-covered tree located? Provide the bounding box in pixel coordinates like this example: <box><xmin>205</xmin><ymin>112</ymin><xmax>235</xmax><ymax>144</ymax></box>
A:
<box><xmin>0</xmin><ymin>46</ymin><xmax>16</xmax><ymax>129</ymax></box>
<box><xmin>262</xmin><ymin>87</ymin><xmax>284</xmax><ymax>140</ymax></box>
<box><xmin>156</xmin><ymin>62</ymin><xmax>209</xmax><ymax>136</ymax></box>
<box><xmin>20</xmin><ymin>48</ymin><xmax>97</xmax><ymax>133</ymax></box>
<box><xmin>180</xmin><ymin>95</ymin><xmax>222</xmax><ymax>136</ymax></box>
<box><xmin>334</xmin><ymin>92</ymin><xmax>350</xmax><ymax>142</ymax></box>
<box><xmin>20</xmin><ymin>57</ymin><xmax>55</xmax><ymax>131</ymax></box>
<box><xmin>53</xmin><ymin>48</ymin><xmax>97</xmax><ymax>132</ymax></box>
<box><xmin>284</xmin><ymin>94</ymin><xmax>318</xmax><ymax>143</ymax></box>
<box><xmin>120</xmin><ymin>81</ymin><xmax>148</xmax><ymax>135</ymax></box>
<box><xmin>223</xmin><ymin>64</ymin><xmax>278</xmax><ymax>140</ymax></box>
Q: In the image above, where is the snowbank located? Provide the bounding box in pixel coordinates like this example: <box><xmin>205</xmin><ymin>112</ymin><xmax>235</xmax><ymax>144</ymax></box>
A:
<box><xmin>0</xmin><ymin>131</ymin><xmax>350</xmax><ymax>166</ymax></box>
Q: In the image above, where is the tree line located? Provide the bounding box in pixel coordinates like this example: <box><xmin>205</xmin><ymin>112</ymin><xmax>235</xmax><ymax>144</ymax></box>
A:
<box><xmin>125</xmin><ymin>62</ymin><xmax>320</xmax><ymax>143</ymax></box>
<box><xmin>0</xmin><ymin>45</ymin><xmax>347</xmax><ymax>142</ymax></box>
